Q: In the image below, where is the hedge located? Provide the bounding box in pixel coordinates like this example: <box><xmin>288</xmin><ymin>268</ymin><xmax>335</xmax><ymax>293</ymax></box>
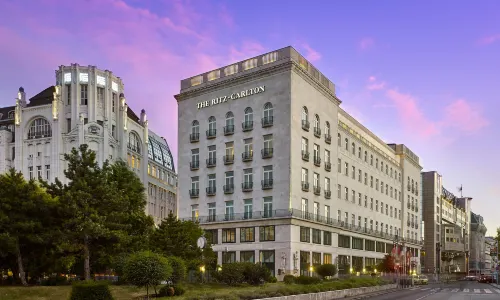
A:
<box><xmin>69</xmin><ymin>281</ymin><xmax>114</xmax><ymax>300</ymax></box>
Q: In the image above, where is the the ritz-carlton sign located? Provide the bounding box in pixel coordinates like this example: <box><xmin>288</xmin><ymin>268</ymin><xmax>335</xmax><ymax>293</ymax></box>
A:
<box><xmin>197</xmin><ymin>86</ymin><xmax>266</xmax><ymax>109</ymax></box>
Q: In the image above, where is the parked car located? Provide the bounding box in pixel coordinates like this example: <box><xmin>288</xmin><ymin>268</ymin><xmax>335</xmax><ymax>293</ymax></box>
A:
<box><xmin>478</xmin><ymin>275</ymin><xmax>494</xmax><ymax>283</ymax></box>
<box><xmin>416</xmin><ymin>275</ymin><xmax>429</xmax><ymax>285</ymax></box>
<box><xmin>463</xmin><ymin>275</ymin><xmax>477</xmax><ymax>281</ymax></box>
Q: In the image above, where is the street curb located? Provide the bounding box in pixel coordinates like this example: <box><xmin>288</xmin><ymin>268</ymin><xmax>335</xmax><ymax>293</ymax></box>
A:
<box><xmin>344</xmin><ymin>288</ymin><xmax>400</xmax><ymax>300</ymax></box>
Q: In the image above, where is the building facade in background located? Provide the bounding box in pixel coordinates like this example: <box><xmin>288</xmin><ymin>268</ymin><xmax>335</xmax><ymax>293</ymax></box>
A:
<box><xmin>421</xmin><ymin>171</ymin><xmax>471</xmax><ymax>274</ymax></box>
<box><xmin>470</xmin><ymin>212</ymin><xmax>488</xmax><ymax>275</ymax></box>
<box><xmin>0</xmin><ymin>64</ymin><xmax>177</xmax><ymax>224</ymax></box>
<box><xmin>175</xmin><ymin>46</ymin><xmax>423</xmax><ymax>277</ymax></box>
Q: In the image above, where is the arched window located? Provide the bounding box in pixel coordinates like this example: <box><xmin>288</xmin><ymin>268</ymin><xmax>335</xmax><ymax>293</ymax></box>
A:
<box><xmin>375</xmin><ymin>158</ymin><xmax>379</xmax><ymax>168</ymax></box>
<box><xmin>301</xmin><ymin>107</ymin><xmax>308</xmax><ymax>122</ymax></box>
<box><xmin>345</xmin><ymin>138</ymin><xmax>348</xmax><ymax>151</ymax></box>
<box><xmin>263</xmin><ymin>102</ymin><xmax>273</xmax><ymax>121</ymax></box>
<box><xmin>244</xmin><ymin>107</ymin><xmax>253</xmax><ymax>123</ymax></box>
<box><xmin>191</xmin><ymin>120</ymin><xmax>199</xmax><ymax>135</ymax></box>
<box><xmin>27</xmin><ymin>118</ymin><xmax>52</xmax><ymax>139</ymax></box>
<box><xmin>208</xmin><ymin>116</ymin><xmax>216</xmax><ymax>131</ymax></box>
<box><xmin>385</xmin><ymin>165</ymin><xmax>388</xmax><ymax>174</ymax></box>
<box><xmin>325</xmin><ymin>121</ymin><xmax>330</xmax><ymax>136</ymax></box>
<box><xmin>337</xmin><ymin>133</ymin><xmax>341</xmax><ymax>146</ymax></box>
<box><xmin>364</xmin><ymin>151</ymin><xmax>367</xmax><ymax>162</ymax></box>
<box><xmin>313</xmin><ymin>114</ymin><xmax>319</xmax><ymax>129</ymax></box>
<box><xmin>128</xmin><ymin>132</ymin><xmax>141</xmax><ymax>154</ymax></box>
<box><xmin>370</xmin><ymin>154</ymin><xmax>373</xmax><ymax>165</ymax></box>
<box><xmin>351</xmin><ymin>142</ymin><xmax>355</xmax><ymax>155</ymax></box>
<box><xmin>358</xmin><ymin>147</ymin><xmax>361</xmax><ymax>158</ymax></box>
<box><xmin>225</xmin><ymin>112</ymin><xmax>234</xmax><ymax>126</ymax></box>
<box><xmin>381</xmin><ymin>161</ymin><xmax>384</xmax><ymax>172</ymax></box>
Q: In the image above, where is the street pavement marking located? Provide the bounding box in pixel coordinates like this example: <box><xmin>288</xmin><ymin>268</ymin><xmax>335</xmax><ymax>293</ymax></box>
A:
<box><xmin>441</xmin><ymin>288</ymin><xmax>449</xmax><ymax>292</ymax></box>
<box><xmin>451</xmin><ymin>288</ymin><xmax>459</xmax><ymax>292</ymax></box>
<box><xmin>484</xmin><ymin>289</ymin><xmax>493</xmax><ymax>293</ymax></box>
<box><xmin>421</xmin><ymin>288</ymin><xmax>430</xmax><ymax>290</ymax></box>
<box><xmin>463</xmin><ymin>288</ymin><xmax>469</xmax><ymax>292</ymax></box>
<box><xmin>474</xmin><ymin>289</ymin><xmax>480</xmax><ymax>293</ymax></box>
<box><xmin>495</xmin><ymin>289</ymin><xmax>500</xmax><ymax>293</ymax></box>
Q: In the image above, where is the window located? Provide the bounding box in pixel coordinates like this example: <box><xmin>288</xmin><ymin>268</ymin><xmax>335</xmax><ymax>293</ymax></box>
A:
<box><xmin>338</xmin><ymin>235</ymin><xmax>350</xmax><ymax>248</ymax></box>
<box><xmin>222</xmin><ymin>228</ymin><xmax>236</xmax><ymax>243</ymax></box>
<box><xmin>337</xmin><ymin>133</ymin><xmax>341</xmax><ymax>146</ymax></box>
<box><xmin>344</xmin><ymin>187</ymin><xmax>348</xmax><ymax>201</ymax></box>
<box><xmin>208</xmin><ymin>203</ymin><xmax>216</xmax><ymax>221</ymax></box>
<box><xmin>358</xmin><ymin>147</ymin><xmax>362</xmax><ymax>158</ymax></box>
<box><xmin>324</xmin><ymin>205</ymin><xmax>330</xmax><ymax>220</ymax></box>
<box><xmin>206</xmin><ymin>229</ymin><xmax>218</xmax><ymax>244</ymax></box>
<box><xmin>358</xmin><ymin>169</ymin><xmax>362</xmax><ymax>182</ymax></box>
<box><xmin>352</xmin><ymin>166</ymin><xmax>355</xmax><ymax>179</ymax></box>
<box><xmin>352</xmin><ymin>237</ymin><xmax>363</xmax><ymax>250</ymax></box>
<box><xmin>301</xmin><ymin>137</ymin><xmax>308</xmax><ymax>153</ymax></box>
<box><xmin>208</xmin><ymin>116</ymin><xmax>216</xmax><ymax>132</ymax></box>
<box><xmin>244</xmin><ymin>107</ymin><xmax>253</xmax><ymax>124</ymax></box>
<box><xmin>208</xmin><ymin>145</ymin><xmax>216</xmax><ymax>162</ymax></box>
<box><xmin>345</xmin><ymin>162</ymin><xmax>349</xmax><ymax>176</ymax></box>
<box><xmin>36</xmin><ymin>166</ymin><xmax>42</xmax><ymax>179</ymax></box>
<box><xmin>313</xmin><ymin>144</ymin><xmax>320</xmax><ymax>160</ymax></box>
<box><xmin>27</xmin><ymin>118</ymin><xmax>52</xmax><ymax>139</ymax></box>
<box><xmin>301</xmin><ymin>198</ymin><xmax>308</xmax><ymax>216</ymax></box>
<box><xmin>370</xmin><ymin>154</ymin><xmax>373</xmax><ymax>165</ymax></box>
<box><xmin>263</xmin><ymin>102</ymin><xmax>273</xmax><ymax>120</ymax></box>
<box><xmin>240</xmin><ymin>251</ymin><xmax>255</xmax><ymax>263</ymax></box>
<box><xmin>244</xmin><ymin>199</ymin><xmax>252</xmax><ymax>219</ymax></box>
<box><xmin>325</xmin><ymin>121</ymin><xmax>330</xmax><ymax>136</ymax></box>
<box><xmin>260</xmin><ymin>226</ymin><xmax>275</xmax><ymax>241</ymax></box>
<box><xmin>208</xmin><ymin>173</ymin><xmax>216</xmax><ymax>189</ymax></box>
<box><xmin>191</xmin><ymin>176</ymin><xmax>199</xmax><ymax>191</ymax></box>
<box><xmin>345</xmin><ymin>138</ymin><xmax>349</xmax><ymax>151</ymax></box>
<box><xmin>263</xmin><ymin>197</ymin><xmax>273</xmax><ymax>217</ymax></box>
<box><xmin>243</xmin><ymin>168</ymin><xmax>253</xmax><ymax>184</ymax></box>
<box><xmin>351</xmin><ymin>142</ymin><xmax>355</xmax><ymax>155</ymax></box>
<box><xmin>80</xmin><ymin>84</ymin><xmax>88</xmax><ymax>105</ymax></box>
<box><xmin>323</xmin><ymin>253</ymin><xmax>332</xmax><ymax>264</ymax></box>
<box><xmin>263</xmin><ymin>165</ymin><xmax>273</xmax><ymax>182</ymax></box>
<box><xmin>337</xmin><ymin>184</ymin><xmax>341</xmax><ymax>198</ymax></box>
<box><xmin>264</xmin><ymin>134</ymin><xmax>273</xmax><ymax>152</ymax></box>
<box><xmin>313</xmin><ymin>201</ymin><xmax>319</xmax><ymax>220</ymax></box>
<box><xmin>324</xmin><ymin>177</ymin><xmax>330</xmax><ymax>192</ymax></box>
<box><xmin>325</xmin><ymin>149</ymin><xmax>330</xmax><ymax>163</ymax></box>
<box><xmin>358</xmin><ymin>193</ymin><xmax>362</xmax><ymax>206</ymax></box>
<box><xmin>45</xmin><ymin>165</ymin><xmax>50</xmax><ymax>180</ymax></box>
<box><xmin>225</xmin><ymin>201</ymin><xmax>234</xmax><ymax>220</ymax></box>
<box><xmin>312</xmin><ymin>229</ymin><xmax>321</xmax><ymax>244</ymax></box>
<box><xmin>301</xmin><ymin>168</ymin><xmax>309</xmax><ymax>183</ymax></box>
<box><xmin>66</xmin><ymin>85</ymin><xmax>71</xmax><ymax>105</ymax></box>
<box><xmin>191</xmin><ymin>120</ymin><xmax>199</xmax><ymax>135</ymax></box>
<box><xmin>240</xmin><ymin>227</ymin><xmax>255</xmax><ymax>242</ymax></box>
<box><xmin>225</xmin><ymin>141</ymin><xmax>234</xmax><ymax>157</ymax></box>
<box><xmin>313</xmin><ymin>173</ymin><xmax>319</xmax><ymax>188</ymax></box>
<box><xmin>222</xmin><ymin>251</ymin><xmax>236</xmax><ymax>263</ymax></box>
<box><xmin>191</xmin><ymin>149</ymin><xmax>199</xmax><ymax>166</ymax></box>
<box><xmin>337</xmin><ymin>158</ymin><xmax>341</xmax><ymax>173</ymax></box>
<box><xmin>244</xmin><ymin>138</ymin><xmax>253</xmax><ymax>155</ymax></box>
<box><xmin>300</xmin><ymin>227</ymin><xmax>310</xmax><ymax>242</ymax></box>
<box><xmin>301</xmin><ymin>107</ymin><xmax>308</xmax><ymax>122</ymax></box>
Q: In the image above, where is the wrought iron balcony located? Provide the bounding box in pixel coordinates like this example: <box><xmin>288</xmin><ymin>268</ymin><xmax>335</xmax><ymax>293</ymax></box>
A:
<box><xmin>314</xmin><ymin>127</ymin><xmax>321</xmax><ymax>138</ymax></box>
<box><xmin>302</xmin><ymin>120</ymin><xmax>310</xmax><ymax>131</ymax></box>
<box><xmin>261</xmin><ymin>148</ymin><xmax>273</xmax><ymax>159</ymax></box>
<box><xmin>242</xmin><ymin>182</ymin><xmax>253</xmax><ymax>192</ymax></box>
<box><xmin>302</xmin><ymin>150</ymin><xmax>310</xmax><ymax>161</ymax></box>
<box><xmin>206</xmin><ymin>186</ymin><xmax>216</xmax><ymax>196</ymax></box>
<box><xmin>313</xmin><ymin>156</ymin><xmax>321</xmax><ymax>167</ymax></box>
<box><xmin>190</xmin><ymin>160</ymin><xmax>199</xmax><ymax>170</ymax></box>
<box><xmin>302</xmin><ymin>181</ymin><xmax>309</xmax><ymax>191</ymax></box>
<box><xmin>242</xmin><ymin>121</ymin><xmax>253</xmax><ymax>131</ymax></box>
<box><xmin>242</xmin><ymin>151</ymin><xmax>253</xmax><ymax>162</ymax></box>
<box><xmin>206</xmin><ymin>158</ymin><xmax>216</xmax><ymax>168</ymax></box>
<box><xmin>190</xmin><ymin>133</ymin><xmax>200</xmax><ymax>143</ymax></box>
<box><xmin>325</xmin><ymin>134</ymin><xmax>331</xmax><ymax>144</ymax></box>
<box><xmin>261</xmin><ymin>179</ymin><xmax>273</xmax><ymax>190</ymax></box>
<box><xmin>223</xmin><ymin>155</ymin><xmax>234</xmax><ymax>165</ymax></box>
<box><xmin>325</xmin><ymin>190</ymin><xmax>331</xmax><ymax>199</ymax></box>
<box><xmin>189</xmin><ymin>189</ymin><xmax>199</xmax><ymax>198</ymax></box>
<box><xmin>224</xmin><ymin>125</ymin><xmax>234</xmax><ymax>135</ymax></box>
<box><xmin>262</xmin><ymin>116</ymin><xmax>273</xmax><ymax>127</ymax></box>
<box><xmin>206</xmin><ymin>129</ymin><xmax>216</xmax><ymax>139</ymax></box>
<box><xmin>223</xmin><ymin>184</ymin><xmax>234</xmax><ymax>194</ymax></box>
<box><xmin>407</xmin><ymin>203</ymin><xmax>411</xmax><ymax>209</ymax></box>
<box><xmin>313</xmin><ymin>185</ymin><xmax>321</xmax><ymax>195</ymax></box>
<box><xmin>411</xmin><ymin>204</ymin><xmax>415</xmax><ymax>211</ymax></box>
<box><xmin>325</xmin><ymin>161</ymin><xmax>331</xmax><ymax>172</ymax></box>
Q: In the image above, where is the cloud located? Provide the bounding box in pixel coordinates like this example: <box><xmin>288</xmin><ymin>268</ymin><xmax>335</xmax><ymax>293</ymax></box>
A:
<box><xmin>477</xmin><ymin>34</ymin><xmax>500</xmax><ymax>46</ymax></box>
<box><xmin>359</xmin><ymin>37</ymin><xmax>375</xmax><ymax>50</ymax></box>
<box><xmin>442</xmin><ymin>99</ymin><xmax>489</xmax><ymax>133</ymax></box>
<box><xmin>301</xmin><ymin>44</ymin><xmax>322</xmax><ymax>62</ymax></box>
<box><xmin>366</xmin><ymin>76</ymin><xmax>386</xmax><ymax>90</ymax></box>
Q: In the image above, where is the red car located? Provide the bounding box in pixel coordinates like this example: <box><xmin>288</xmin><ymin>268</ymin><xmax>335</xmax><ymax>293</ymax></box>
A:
<box><xmin>478</xmin><ymin>275</ymin><xmax>494</xmax><ymax>283</ymax></box>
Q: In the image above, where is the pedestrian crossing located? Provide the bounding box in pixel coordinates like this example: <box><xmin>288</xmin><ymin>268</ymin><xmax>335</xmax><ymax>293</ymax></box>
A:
<box><xmin>408</xmin><ymin>286</ymin><xmax>500</xmax><ymax>294</ymax></box>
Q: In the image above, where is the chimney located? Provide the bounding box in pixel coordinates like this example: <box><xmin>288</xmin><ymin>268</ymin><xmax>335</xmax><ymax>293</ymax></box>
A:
<box><xmin>140</xmin><ymin>109</ymin><xmax>147</xmax><ymax>124</ymax></box>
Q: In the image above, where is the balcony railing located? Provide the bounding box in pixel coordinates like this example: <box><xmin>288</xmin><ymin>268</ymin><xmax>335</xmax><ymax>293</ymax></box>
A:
<box><xmin>223</xmin><ymin>184</ymin><xmax>234</xmax><ymax>194</ymax></box>
<box><xmin>313</xmin><ymin>185</ymin><xmax>321</xmax><ymax>195</ymax></box>
<box><xmin>302</xmin><ymin>150</ymin><xmax>310</xmax><ymax>161</ymax></box>
<box><xmin>224</xmin><ymin>125</ymin><xmax>234</xmax><ymax>135</ymax></box>
<box><xmin>261</xmin><ymin>148</ymin><xmax>273</xmax><ymax>159</ymax></box>
<box><xmin>325</xmin><ymin>161</ymin><xmax>331</xmax><ymax>172</ymax></box>
<box><xmin>262</xmin><ymin>179</ymin><xmax>273</xmax><ymax>190</ymax></box>
<box><xmin>206</xmin><ymin>129</ymin><xmax>216</xmax><ymax>139</ymax></box>
<box><xmin>223</xmin><ymin>155</ymin><xmax>234</xmax><ymax>165</ymax></box>
<box><xmin>314</xmin><ymin>127</ymin><xmax>321</xmax><ymax>138</ymax></box>
<box><xmin>325</xmin><ymin>134</ymin><xmax>331</xmax><ymax>144</ymax></box>
<box><xmin>242</xmin><ymin>182</ymin><xmax>253</xmax><ymax>192</ymax></box>
<box><xmin>190</xmin><ymin>160</ymin><xmax>199</xmax><ymax>170</ymax></box>
<box><xmin>189</xmin><ymin>189</ymin><xmax>199</xmax><ymax>198</ymax></box>
<box><xmin>302</xmin><ymin>181</ymin><xmax>309</xmax><ymax>191</ymax></box>
<box><xmin>262</xmin><ymin>116</ymin><xmax>273</xmax><ymax>127</ymax></box>
<box><xmin>190</xmin><ymin>133</ymin><xmax>200</xmax><ymax>143</ymax></box>
<box><xmin>302</xmin><ymin>120</ymin><xmax>310</xmax><ymax>131</ymax></box>
<box><xmin>242</xmin><ymin>121</ymin><xmax>253</xmax><ymax>131</ymax></box>
<box><xmin>313</xmin><ymin>156</ymin><xmax>321</xmax><ymax>167</ymax></box>
<box><xmin>325</xmin><ymin>190</ymin><xmax>331</xmax><ymax>199</ymax></box>
<box><xmin>242</xmin><ymin>151</ymin><xmax>253</xmax><ymax>162</ymax></box>
<box><xmin>206</xmin><ymin>158</ymin><xmax>216</xmax><ymax>168</ymax></box>
<box><xmin>206</xmin><ymin>186</ymin><xmax>216</xmax><ymax>196</ymax></box>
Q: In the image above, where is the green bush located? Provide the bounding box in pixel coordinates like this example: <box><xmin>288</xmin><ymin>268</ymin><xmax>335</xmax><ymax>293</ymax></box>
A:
<box><xmin>215</xmin><ymin>262</ymin><xmax>272</xmax><ymax>285</ymax></box>
<box><xmin>295</xmin><ymin>275</ymin><xmax>322</xmax><ymax>285</ymax></box>
<box><xmin>69</xmin><ymin>281</ymin><xmax>114</xmax><ymax>300</ymax></box>
<box><xmin>123</xmin><ymin>251</ymin><xmax>172</xmax><ymax>297</ymax></box>
<box><xmin>268</xmin><ymin>276</ymin><xmax>278</xmax><ymax>283</ymax></box>
<box><xmin>42</xmin><ymin>275</ymin><xmax>68</xmax><ymax>286</ymax></box>
<box><xmin>168</xmin><ymin>256</ymin><xmax>187</xmax><ymax>284</ymax></box>
<box><xmin>316</xmin><ymin>264</ymin><xmax>337</xmax><ymax>278</ymax></box>
<box><xmin>283</xmin><ymin>274</ymin><xmax>295</xmax><ymax>284</ymax></box>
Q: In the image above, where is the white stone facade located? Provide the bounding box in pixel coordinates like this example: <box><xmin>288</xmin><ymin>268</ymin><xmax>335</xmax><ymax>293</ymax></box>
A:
<box><xmin>175</xmin><ymin>47</ymin><xmax>423</xmax><ymax>277</ymax></box>
<box><xmin>0</xmin><ymin>64</ymin><xmax>177</xmax><ymax>224</ymax></box>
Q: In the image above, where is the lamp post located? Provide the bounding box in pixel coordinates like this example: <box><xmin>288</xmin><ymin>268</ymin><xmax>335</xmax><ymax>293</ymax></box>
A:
<box><xmin>393</xmin><ymin>235</ymin><xmax>401</xmax><ymax>288</ymax></box>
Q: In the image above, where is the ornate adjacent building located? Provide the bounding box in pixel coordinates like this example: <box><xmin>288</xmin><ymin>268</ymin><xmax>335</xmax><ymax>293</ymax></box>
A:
<box><xmin>0</xmin><ymin>64</ymin><xmax>177</xmax><ymax>224</ymax></box>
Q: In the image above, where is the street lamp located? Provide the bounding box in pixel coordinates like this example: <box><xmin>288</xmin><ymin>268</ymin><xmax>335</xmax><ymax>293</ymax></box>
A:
<box><xmin>393</xmin><ymin>235</ymin><xmax>401</xmax><ymax>288</ymax></box>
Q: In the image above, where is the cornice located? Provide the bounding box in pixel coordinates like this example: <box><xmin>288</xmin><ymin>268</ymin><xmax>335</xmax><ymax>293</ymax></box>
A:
<box><xmin>290</xmin><ymin>62</ymin><xmax>341</xmax><ymax>106</ymax></box>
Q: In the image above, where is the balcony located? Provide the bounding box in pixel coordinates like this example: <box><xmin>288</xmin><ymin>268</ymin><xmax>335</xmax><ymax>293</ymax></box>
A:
<box><xmin>325</xmin><ymin>134</ymin><xmax>331</xmax><ymax>144</ymax></box>
<box><xmin>242</xmin><ymin>182</ymin><xmax>253</xmax><ymax>192</ymax></box>
<box><xmin>261</xmin><ymin>148</ymin><xmax>273</xmax><ymax>159</ymax></box>
<box><xmin>190</xmin><ymin>160</ymin><xmax>199</xmax><ymax>170</ymax></box>
<box><xmin>416</xmin><ymin>189</ymin><xmax>419</xmax><ymax>196</ymax></box>
<box><xmin>302</xmin><ymin>181</ymin><xmax>309</xmax><ymax>191</ymax></box>
<box><xmin>206</xmin><ymin>129</ymin><xmax>216</xmax><ymax>139</ymax></box>
<box><xmin>242</xmin><ymin>151</ymin><xmax>253</xmax><ymax>162</ymax></box>
<box><xmin>407</xmin><ymin>221</ymin><xmax>410</xmax><ymax>227</ymax></box>
<box><xmin>302</xmin><ymin>120</ymin><xmax>310</xmax><ymax>131</ymax></box>
<box><xmin>325</xmin><ymin>190</ymin><xmax>331</xmax><ymax>199</ymax></box>
<box><xmin>313</xmin><ymin>156</ymin><xmax>321</xmax><ymax>167</ymax></box>
<box><xmin>261</xmin><ymin>179</ymin><xmax>273</xmax><ymax>190</ymax></box>
<box><xmin>224</xmin><ymin>125</ymin><xmax>234</xmax><ymax>135</ymax></box>
<box><xmin>206</xmin><ymin>186</ymin><xmax>216</xmax><ymax>196</ymax></box>
<box><xmin>242</xmin><ymin>121</ymin><xmax>253</xmax><ymax>132</ymax></box>
<box><xmin>190</xmin><ymin>133</ymin><xmax>199</xmax><ymax>143</ymax></box>
<box><xmin>325</xmin><ymin>161</ymin><xmax>331</xmax><ymax>172</ymax></box>
<box><xmin>415</xmin><ymin>206</ymin><xmax>419</xmax><ymax>212</ymax></box>
<box><xmin>411</xmin><ymin>204</ymin><xmax>415</xmax><ymax>211</ymax></box>
<box><xmin>206</xmin><ymin>158</ymin><xmax>216</xmax><ymax>168</ymax></box>
<box><xmin>223</xmin><ymin>184</ymin><xmax>234</xmax><ymax>194</ymax></box>
<box><xmin>313</xmin><ymin>127</ymin><xmax>321</xmax><ymax>138</ymax></box>
<box><xmin>302</xmin><ymin>150</ymin><xmax>310</xmax><ymax>161</ymax></box>
<box><xmin>262</xmin><ymin>116</ymin><xmax>273</xmax><ymax>127</ymax></box>
<box><xmin>313</xmin><ymin>185</ymin><xmax>321</xmax><ymax>195</ymax></box>
<box><xmin>407</xmin><ymin>203</ymin><xmax>410</xmax><ymax>209</ymax></box>
<box><xmin>223</xmin><ymin>155</ymin><xmax>234</xmax><ymax>165</ymax></box>
<box><xmin>416</xmin><ymin>223</ymin><xmax>419</xmax><ymax>229</ymax></box>
<box><xmin>189</xmin><ymin>189</ymin><xmax>199</xmax><ymax>198</ymax></box>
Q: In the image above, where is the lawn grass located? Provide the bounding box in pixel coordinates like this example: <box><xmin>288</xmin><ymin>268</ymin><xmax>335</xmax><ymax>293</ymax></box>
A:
<box><xmin>0</xmin><ymin>285</ymin><xmax>144</xmax><ymax>300</ymax></box>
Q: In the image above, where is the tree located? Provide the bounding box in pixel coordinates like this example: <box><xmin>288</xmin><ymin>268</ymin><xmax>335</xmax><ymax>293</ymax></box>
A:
<box><xmin>123</xmin><ymin>251</ymin><xmax>172</xmax><ymax>298</ymax></box>
<box><xmin>0</xmin><ymin>169</ymin><xmax>56</xmax><ymax>286</ymax></box>
<box><xmin>378</xmin><ymin>254</ymin><xmax>396</xmax><ymax>273</ymax></box>
<box><xmin>316</xmin><ymin>264</ymin><xmax>337</xmax><ymax>279</ymax></box>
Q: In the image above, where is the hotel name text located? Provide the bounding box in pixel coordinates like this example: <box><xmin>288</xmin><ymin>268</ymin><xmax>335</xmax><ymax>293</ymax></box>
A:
<box><xmin>197</xmin><ymin>86</ymin><xmax>266</xmax><ymax>109</ymax></box>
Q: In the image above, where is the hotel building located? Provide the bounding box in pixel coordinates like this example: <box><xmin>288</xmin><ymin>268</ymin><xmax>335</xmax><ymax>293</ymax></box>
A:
<box><xmin>0</xmin><ymin>64</ymin><xmax>177</xmax><ymax>224</ymax></box>
<box><xmin>175</xmin><ymin>47</ymin><xmax>423</xmax><ymax>277</ymax></box>
<box><xmin>421</xmin><ymin>171</ymin><xmax>471</xmax><ymax>274</ymax></box>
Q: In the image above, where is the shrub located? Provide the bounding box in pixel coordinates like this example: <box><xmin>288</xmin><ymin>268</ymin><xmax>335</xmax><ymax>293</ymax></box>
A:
<box><xmin>283</xmin><ymin>275</ymin><xmax>296</xmax><ymax>284</ymax></box>
<box><xmin>268</xmin><ymin>276</ymin><xmax>278</xmax><ymax>283</ymax></box>
<box><xmin>295</xmin><ymin>275</ymin><xmax>322</xmax><ymax>285</ymax></box>
<box><xmin>168</xmin><ymin>256</ymin><xmax>187</xmax><ymax>284</ymax></box>
<box><xmin>242</xmin><ymin>263</ymin><xmax>272</xmax><ymax>285</ymax></box>
<box><xmin>316</xmin><ymin>264</ymin><xmax>338</xmax><ymax>278</ymax></box>
<box><xmin>215</xmin><ymin>263</ymin><xmax>246</xmax><ymax>285</ymax></box>
<box><xmin>173</xmin><ymin>284</ymin><xmax>186</xmax><ymax>295</ymax></box>
<box><xmin>69</xmin><ymin>281</ymin><xmax>114</xmax><ymax>300</ymax></box>
<box><xmin>159</xmin><ymin>284</ymin><xmax>186</xmax><ymax>297</ymax></box>
<box><xmin>42</xmin><ymin>275</ymin><xmax>68</xmax><ymax>286</ymax></box>
<box><xmin>123</xmin><ymin>251</ymin><xmax>172</xmax><ymax>297</ymax></box>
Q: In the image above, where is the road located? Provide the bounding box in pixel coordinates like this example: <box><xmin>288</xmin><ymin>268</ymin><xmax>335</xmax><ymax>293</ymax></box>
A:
<box><xmin>367</xmin><ymin>282</ymin><xmax>500</xmax><ymax>300</ymax></box>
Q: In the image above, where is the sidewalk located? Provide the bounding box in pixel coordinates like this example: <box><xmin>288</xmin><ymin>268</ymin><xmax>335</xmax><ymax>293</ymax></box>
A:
<box><xmin>489</xmin><ymin>282</ymin><xmax>500</xmax><ymax>289</ymax></box>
